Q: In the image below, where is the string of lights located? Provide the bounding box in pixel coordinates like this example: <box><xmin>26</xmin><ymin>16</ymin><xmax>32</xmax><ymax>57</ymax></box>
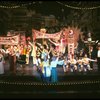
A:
<box><xmin>0</xmin><ymin>1</ymin><xmax>100</xmax><ymax>10</ymax></box>
<box><xmin>0</xmin><ymin>80</ymin><xmax>100</xmax><ymax>86</ymax></box>
<box><xmin>56</xmin><ymin>1</ymin><xmax>100</xmax><ymax>10</ymax></box>
<box><xmin>0</xmin><ymin>1</ymin><xmax>36</xmax><ymax>8</ymax></box>
<box><xmin>0</xmin><ymin>5</ymin><xmax>20</xmax><ymax>8</ymax></box>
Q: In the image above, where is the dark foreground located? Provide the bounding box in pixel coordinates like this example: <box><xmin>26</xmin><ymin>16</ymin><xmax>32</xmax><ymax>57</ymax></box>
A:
<box><xmin>0</xmin><ymin>73</ymin><xmax>100</xmax><ymax>99</ymax></box>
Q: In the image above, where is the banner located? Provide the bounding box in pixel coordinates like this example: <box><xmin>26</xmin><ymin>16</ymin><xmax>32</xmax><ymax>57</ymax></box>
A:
<box><xmin>20</xmin><ymin>33</ymin><xmax>26</xmax><ymax>45</ymax></box>
<box><xmin>68</xmin><ymin>30</ymin><xmax>74</xmax><ymax>60</ymax></box>
<box><xmin>14</xmin><ymin>31</ymin><xmax>26</xmax><ymax>45</ymax></box>
<box><xmin>0</xmin><ymin>34</ymin><xmax>19</xmax><ymax>45</ymax></box>
<box><xmin>32</xmin><ymin>29</ymin><xmax>61</xmax><ymax>40</ymax></box>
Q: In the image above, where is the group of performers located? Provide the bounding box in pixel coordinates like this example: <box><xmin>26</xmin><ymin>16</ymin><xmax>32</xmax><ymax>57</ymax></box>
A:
<box><xmin>0</xmin><ymin>30</ymin><xmax>99</xmax><ymax>83</ymax></box>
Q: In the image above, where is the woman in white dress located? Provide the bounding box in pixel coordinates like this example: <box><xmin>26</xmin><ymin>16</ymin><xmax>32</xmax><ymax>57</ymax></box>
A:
<box><xmin>0</xmin><ymin>52</ymin><xmax>4</xmax><ymax>74</ymax></box>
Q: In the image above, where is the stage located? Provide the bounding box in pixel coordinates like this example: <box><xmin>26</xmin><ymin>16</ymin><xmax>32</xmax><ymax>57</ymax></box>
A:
<box><xmin>0</xmin><ymin>59</ymin><xmax>99</xmax><ymax>98</ymax></box>
<box><xmin>0</xmin><ymin>68</ymin><xmax>100</xmax><ymax>98</ymax></box>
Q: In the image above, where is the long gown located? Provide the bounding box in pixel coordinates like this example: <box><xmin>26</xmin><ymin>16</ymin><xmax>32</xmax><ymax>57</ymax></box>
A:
<box><xmin>0</xmin><ymin>54</ymin><xmax>4</xmax><ymax>74</ymax></box>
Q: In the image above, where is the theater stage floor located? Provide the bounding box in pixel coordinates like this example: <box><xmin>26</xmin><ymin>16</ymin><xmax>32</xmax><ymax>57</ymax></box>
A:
<box><xmin>0</xmin><ymin>61</ymin><xmax>100</xmax><ymax>98</ymax></box>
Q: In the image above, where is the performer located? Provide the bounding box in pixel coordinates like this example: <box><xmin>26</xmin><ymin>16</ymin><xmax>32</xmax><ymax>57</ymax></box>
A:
<box><xmin>63</xmin><ymin>56</ymin><xmax>68</xmax><ymax>72</ymax></box>
<box><xmin>97</xmin><ymin>46</ymin><xmax>100</xmax><ymax>72</ymax></box>
<box><xmin>19</xmin><ymin>44</ymin><xmax>27</xmax><ymax>64</ymax></box>
<box><xmin>36</xmin><ymin>42</ymin><xmax>50</xmax><ymax>61</ymax></box>
<box><xmin>0</xmin><ymin>51</ymin><xmax>5</xmax><ymax>74</ymax></box>
<box><xmin>48</xmin><ymin>39</ymin><xmax>61</xmax><ymax>53</ymax></box>
<box><xmin>89</xmin><ymin>46</ymin><xmax>97</xmax><ymax>69</ymax></box>
<box><xmin>82</xmin><ymin>54</ymin><xmax>97</xmax><ymax>72</ymax></box>
<box><xmin>42</xmin><ymin>56</ymin><xmax>51</xmax><ymax>83</ymax></box>
<box><xmin>41</xmin><ymin>45</ymin><xmax>48</xmax><ymax>60</ymax></box>
<box><xmin>60</xmin><ymin>31</ymin><xmax>67</xmax><ymax>54</ymax></box>
<box><xmin>50</xmin><ymin>54</ymin><xmax>59</xmax><ymax>83</ymax></box>
<box><xmin>8</xmin><ymin>46</ymin><xmax>16</xmax><ymax>75</ymax></box>
<box><xmin>28</xmin><ymin>41</ymin><xmax>37</xmax><ymax>67</ymax></box>
<box><xmin>77</xmin><ymin>57</ymin><xmax>83</xmax><ymax>72</ymax></box>
<box><xmin>36</xmin><ymin>50</ymin><xmax>41</xmax><ymax>69</ymax></box>
<box><xmin>49</xmin><ymin>44</ymin><xmax>58</xmax><ymax>60</ymax></box>
<box><xmin>26</xmin><ymin>44</ymin><xmax>31</xmax><ymax>64</ymax></box>
<box><xmin>68</xmin><ymin>54</ymin><xmax>77</xmax><ymax>72</ymax></box>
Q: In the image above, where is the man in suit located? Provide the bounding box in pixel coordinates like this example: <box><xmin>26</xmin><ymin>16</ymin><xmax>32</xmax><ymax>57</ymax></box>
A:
<box><xmin>97</xmin><ymin>46</ymin><xmax>100</xmax><ymax>72</ymax></box>
<box><xmin>89</xmin><ymin>46</ymin><xmax>97</xmax><ymax>69</ymax></box>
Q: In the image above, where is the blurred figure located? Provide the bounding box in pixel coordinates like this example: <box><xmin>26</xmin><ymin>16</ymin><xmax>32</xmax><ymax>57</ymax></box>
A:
<box><xmin>42</xmin><ymin>56</ymin><xmax>51</xmax><ymax>83</ymax></box>
<box><xmin>77</xmin><ymin>57</ymin><xmax>83</xmax><ymax>72</ymax></box>
<box><xmin>29</xmin><ymin>41</ymin><xmax>37</xmax><ymax>67</ymax></box>
<box><xmin>50</xmin><ymin>54</ymin><xmax>59</xmax><ymax>83</ymax></box>
<box><xmin>0</xmin><ymin>51</ymin><xmax>5</xmax><ymax>74</ymax></box>
<box><xmin>68</xmin><ymin>54</ymin><xmax>77</xmax><ymax>72</ymax></box>
<box><xmin>82</xmin><ymin>54</ymin><xmax>96</xmax><ymax>72</ymax></box>
<box><xmin>89</xmin><ymin>46</ymin><xmax>97</xmax><ymax>69</ymax></box>
<box><xmin>97</xmin><ymin>46</ymin><xmax>100</xmax><ymax>72</ymax></box>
